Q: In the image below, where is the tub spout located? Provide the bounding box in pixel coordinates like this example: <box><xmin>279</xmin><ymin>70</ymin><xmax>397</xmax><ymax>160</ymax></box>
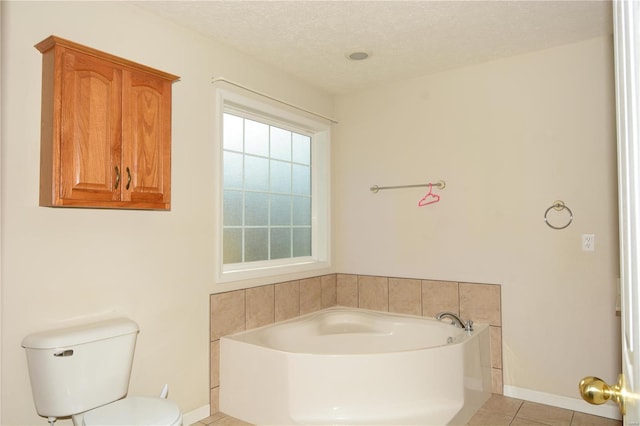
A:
<box><xmin>436</xmin><ymin>312</ymin><xmax>474</xmax><ymax>332</ymax></box>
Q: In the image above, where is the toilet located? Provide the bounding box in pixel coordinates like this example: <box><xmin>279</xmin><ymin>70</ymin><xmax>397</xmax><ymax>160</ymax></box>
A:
<box><xmin>22</xmin><ymin>318</ymin><xmax>182</xmax><ymax>426</ymax></box>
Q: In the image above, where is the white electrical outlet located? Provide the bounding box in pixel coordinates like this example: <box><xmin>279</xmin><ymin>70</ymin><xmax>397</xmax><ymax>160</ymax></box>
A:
<box><xmin>582</xmin><ymin>234</ymin><xmax>595</xmax><ymax>251</ymax></box>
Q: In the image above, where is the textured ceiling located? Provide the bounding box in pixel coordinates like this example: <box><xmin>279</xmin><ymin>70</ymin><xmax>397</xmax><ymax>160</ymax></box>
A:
<box><xmin>135</xmin><ymin>1</ymin><xmax>613</xmax><ymax>95</ymax></box>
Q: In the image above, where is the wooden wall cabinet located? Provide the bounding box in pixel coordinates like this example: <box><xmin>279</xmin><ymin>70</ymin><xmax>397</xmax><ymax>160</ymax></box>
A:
<box><xmin>36</xmin><ymin>36</ymin><xmax>180</xmax><ymax>210</ymax></box>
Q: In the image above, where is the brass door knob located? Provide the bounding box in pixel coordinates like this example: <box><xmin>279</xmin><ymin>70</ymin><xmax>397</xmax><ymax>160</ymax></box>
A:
<box><xmin>579</xmin><ymin>375</ymin><xmax>626</xmax><ymax>415</ymax></box>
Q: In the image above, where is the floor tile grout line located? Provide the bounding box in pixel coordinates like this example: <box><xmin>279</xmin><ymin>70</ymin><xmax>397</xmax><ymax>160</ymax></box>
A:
<box><xmin>512</xmin><ymin>399</ymin><xmax>525</xmax><ymax>420</ymax></box>
<box><xmin>508</xmin><ymin>400</ymin><xmax>520</xmax><ymax>426</ymax></box>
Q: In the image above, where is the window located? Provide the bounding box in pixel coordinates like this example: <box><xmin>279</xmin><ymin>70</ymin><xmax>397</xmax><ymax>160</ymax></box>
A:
<box><xmin>215</xmin><ymin>89</ymin><xmax>331</xmax><ymax>282</ymax></box>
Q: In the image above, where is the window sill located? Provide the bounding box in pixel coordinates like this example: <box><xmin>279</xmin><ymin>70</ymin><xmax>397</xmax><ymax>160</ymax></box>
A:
<box><xmin>217</xmin><ymin>259</ymin><xmax>331</xmax><ymax>284</ymax></box>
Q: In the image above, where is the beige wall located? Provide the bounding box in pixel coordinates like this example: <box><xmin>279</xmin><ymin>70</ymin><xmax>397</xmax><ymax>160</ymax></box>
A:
<box><xmin>0</xmin><ymin>2</ymin><xmax>332</xmax><ymax>424</ymax></box>
<box><xmin>1</xmin><ymin>0</ymin><xmax>620</xmax><ymax>423</ymax></box>
<box><xmin>333</xmin><ymin>36</ymin><xmax>620</xmax><ymax>400</ymax></box>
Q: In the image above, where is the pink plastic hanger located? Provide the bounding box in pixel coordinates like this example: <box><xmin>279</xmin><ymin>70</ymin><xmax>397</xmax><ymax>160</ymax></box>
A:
<box><xmin>418</xmin><ymin>183</ymin><xmax>441</xmax><ymax>207</ymax></box>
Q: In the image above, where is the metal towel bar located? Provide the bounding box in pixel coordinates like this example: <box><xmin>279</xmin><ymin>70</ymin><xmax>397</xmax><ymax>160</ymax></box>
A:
<box><xmin>370</xmin><ymin>180</ymin><xmax>446</xmax><ymax>194</ymax></box>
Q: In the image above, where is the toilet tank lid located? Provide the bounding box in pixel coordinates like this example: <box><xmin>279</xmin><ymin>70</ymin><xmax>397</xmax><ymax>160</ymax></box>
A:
<box><xmin>22</xmin><ymin>318</ymin><xmax>139</xmax><ymax>349</ymax></box>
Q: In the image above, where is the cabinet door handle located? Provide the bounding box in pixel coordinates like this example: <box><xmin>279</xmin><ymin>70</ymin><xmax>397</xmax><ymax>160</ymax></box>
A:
<box><xmin>126</xmin><ymin>167</ymin><xmax>131</xmax><ymax>190</ymax></box>
<box><xmin>115</xmin><ymin>166</ymin><xmax>120</xmax><ymax>189</ymax></box>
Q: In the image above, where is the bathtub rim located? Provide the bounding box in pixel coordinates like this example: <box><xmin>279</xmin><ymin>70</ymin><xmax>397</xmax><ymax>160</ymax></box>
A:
<box><xmin>221</xmin><ymin>305</ymin><xmax>488</xmax><ymax>355</ymax></box>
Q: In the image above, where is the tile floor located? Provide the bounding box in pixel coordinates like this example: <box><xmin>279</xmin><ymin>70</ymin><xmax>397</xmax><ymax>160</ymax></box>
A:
<box><xmin>191</xmin><ymin>395</ymin><xmax>622</xmax><ymax>426</ymax></box>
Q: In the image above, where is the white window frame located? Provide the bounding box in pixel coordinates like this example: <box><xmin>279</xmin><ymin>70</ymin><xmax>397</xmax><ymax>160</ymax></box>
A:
<box><xmin>214</xmin><ymin>88</ymin><xmax>331</xmax><ymax>284</ymax></box>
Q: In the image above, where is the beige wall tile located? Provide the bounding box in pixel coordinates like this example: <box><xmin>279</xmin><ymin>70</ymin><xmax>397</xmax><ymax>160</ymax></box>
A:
<box><xmin>490</xmin><ymin>326</ymin><xmax>503</xmax><ymax>369</ymax></box>
<box><xmin>321</xmin><ymin>274</ymin><xmax>337</xmax><ymax>308</ymax></box>
<box><xmin>210</xmin><ymin>386</ymin><xmax>219</xmax><ymax>415</ymax></box>
<box><xmin>358</xmin><ymin>275</ymin><xmax>389</xmax><ymax>311</ymax></box>
<box><xmin>275</xmin><ymin>280</ymin><xmax>300</xmax><ymax>322</ymax></box>
<box><xmin>337</xmin><ymin>274</ymin><xmax>358</xmax><ymax>307</ymax></box>
<box><xmin>210</xmin><ymin>290</ymin><xmax>245</xmax><ymax>340</ymax></box>
<box><xmin>422</xmin><ymin>280</ymin><xmax>459</xmax><ymax>318</ymax></box>
<box><xmin>210</xmin><ymin>340</ymin><xmax>219</xmax><ymax>388</ymax></box>
<box><xmin>300</xmin><ymin>277</ymin><xmax>322</xmax><ymax>314</ymax></box>
<box><xmin>460</xmin><ymin>282</ymin><xmax>501</xmax><ymax>326</ymax></box>
<box><xmin>389</xmin><ymin>278</ymin><xmax>422</xmax><ymax>315</ymax></box>
<box><xmin>492</xmin><ymin>368</ymin><xmax>504</xmax><ymax>395</ymax></box>
<box><xmin>246</xmin><ymin>285</ymin><xmax>275</xmax><ymax>329</ymax></box>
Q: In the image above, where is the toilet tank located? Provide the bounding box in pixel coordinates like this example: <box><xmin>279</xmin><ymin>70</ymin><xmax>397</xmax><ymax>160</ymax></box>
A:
<box><xmin>22</xmin><ymin>318</ymin><xmax>139</xmax><ymax>418</ymax></box>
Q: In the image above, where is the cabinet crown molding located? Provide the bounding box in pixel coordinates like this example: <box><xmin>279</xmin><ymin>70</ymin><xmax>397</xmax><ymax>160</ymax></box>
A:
<box><xmin>35</xmin><ymin>35</ymin><xmax>180</xmax><ymax>82</ymax></box>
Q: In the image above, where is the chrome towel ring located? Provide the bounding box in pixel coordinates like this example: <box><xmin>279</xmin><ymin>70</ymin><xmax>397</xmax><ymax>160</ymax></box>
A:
<box><xmin>544</xmin><ymin>200</ymin><xmax>573</xmax><ymax>230</ymax></box>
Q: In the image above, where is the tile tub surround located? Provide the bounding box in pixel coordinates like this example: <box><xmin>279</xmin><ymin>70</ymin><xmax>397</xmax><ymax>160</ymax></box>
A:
<box><xmin>210</xmin><ymin>274</ymin><xmax>502</xmax><ymax>415</ymax></box>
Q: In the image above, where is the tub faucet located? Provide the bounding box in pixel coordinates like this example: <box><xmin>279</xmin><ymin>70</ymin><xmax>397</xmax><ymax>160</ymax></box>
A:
<box><xmin>436</xmin><ymin>312</ymin><xmax>474</xmax><ymax>332</ymax></box>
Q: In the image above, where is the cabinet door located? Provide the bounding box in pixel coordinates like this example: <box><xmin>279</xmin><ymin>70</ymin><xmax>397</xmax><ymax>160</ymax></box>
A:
<box><xmin>59</xmin><ymin>48</ymin><xmax>122</xmax><ymax>203</ymax></box>
<box><xmin>121</xmin><ymin>69</ymin><xmax>172</xmax><ymax>209</ymax></box>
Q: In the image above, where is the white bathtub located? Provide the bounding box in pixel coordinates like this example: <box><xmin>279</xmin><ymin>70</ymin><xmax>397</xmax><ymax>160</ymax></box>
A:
<box><xmin>220</xmin><ymin>306</ymin><xmax>491</xmax><ymax>425</ymax></box>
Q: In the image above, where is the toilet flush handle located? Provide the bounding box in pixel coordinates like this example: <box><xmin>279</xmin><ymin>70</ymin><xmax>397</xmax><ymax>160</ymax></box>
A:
<box><xmin>160</xmin><ymin>384</ymin><xmax>168</xmax><ymax>399</ymax></box>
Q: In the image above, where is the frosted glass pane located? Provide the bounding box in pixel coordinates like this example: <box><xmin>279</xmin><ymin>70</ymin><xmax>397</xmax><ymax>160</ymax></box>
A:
<box><xmin>223</xmin><ymin>190</ymin><xmax>243</xmax><ymax>226</ymax></box>
<box><xmin>222</xmin><ymin>110</ymin><xmax>318</xmax><ymax>266</ymax></box>
<box><xmin>245</xmin><ymin>192</ymin><xmax>269</xmax><ymax>226</ymax></box>
<box><xmin>293</xmin><ymin>228</ymin><xmax>311</xmax><ymax>257</ymax></box>
<box><xmin>223</xmin><ymin>113</ymin><xmax>244</xmax><ymax>152</ymax></box>
<box><xmin>270</xmin><ymin>228</ymin><xmax>291</xmax><ymax>259</ymax></box>
<box><xmin>245</xmin><ymin>228</ymin><xmax>268</xmax><ymax>262</ymax></box>
<box><xmin>292</xmin><ymin>164</ymin><xmax>311</xmax><ymax>195</ymax></box>
<box><xmin>292</xmin><ymin>196</ymin><xmax>311</xmax><ymax>226</ymax></box>
<box><xmin>244</xmin><ymin>156</ymin><xmax>269</xmax><ymax>191</ymax></box>
<box><xmin>270</xmin><ymin>160</ymin><xmax>291</xmax><ymax>193</ymax></box>
<box><xmin>271</xmin><ymin>194</ymin><xmax>291</xmax><ymax>226</ymax></box>
<box><xmin>223</xmin><ymin>228</ymin><xmax>242</xmax><ymax>264</ymax></box>
<box><xmin>223</xmin><ymin>151</ymin><xmax>243</xmax><ymax>189</ymax></box>
<box><xmin>270</xmin><ymin>127</ymin><xmax>291</xmax><ymax>161</ymax></box>
<box><xmin>245</xmin><ymin>119</ymin><xmax>269</xmax><ymax>156</ymax></box>
<box><xmin>292</xmin><ymin>133</ymin><xmax>311</xmax><ymax>165</ymax></box>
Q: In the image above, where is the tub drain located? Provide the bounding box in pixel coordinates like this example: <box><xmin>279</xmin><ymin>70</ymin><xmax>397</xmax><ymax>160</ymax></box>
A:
<box><xmin>447</xmin><ymin>336</ymin><xmax>454</xmax><ymax>344</ymax></box>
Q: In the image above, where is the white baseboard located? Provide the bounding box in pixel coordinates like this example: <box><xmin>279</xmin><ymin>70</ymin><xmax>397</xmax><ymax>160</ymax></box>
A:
<box><xmin>182</xmin><ymin>404</ymin><xmax>211</xmax><ymax>425</ymax></box>
<box><xmin>503</xmin><ymin>385</ymin><xmax>622</xmax><ymax>421</ymax></box>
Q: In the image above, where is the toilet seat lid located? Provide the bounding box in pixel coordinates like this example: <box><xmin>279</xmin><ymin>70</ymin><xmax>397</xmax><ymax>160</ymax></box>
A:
<box><xmin>83</xmin><ymin>396</ymin><xmax>182</xmax><ymax>426</ymax></box>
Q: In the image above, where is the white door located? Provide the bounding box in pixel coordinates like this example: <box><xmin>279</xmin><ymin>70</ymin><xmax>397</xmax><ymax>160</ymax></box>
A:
<box><xmin>583</xmin><ymin>0</ymin><xmax>640</xmax><ymax>423</ymax></box>
<box><xmin>616</xmin><ymin>0</ymin><xmax>640</xmax><ymax>422</ymax></box>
